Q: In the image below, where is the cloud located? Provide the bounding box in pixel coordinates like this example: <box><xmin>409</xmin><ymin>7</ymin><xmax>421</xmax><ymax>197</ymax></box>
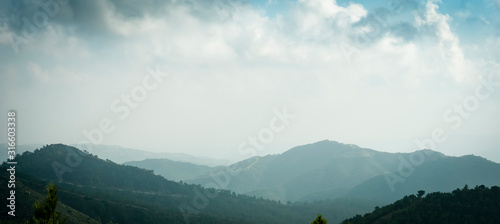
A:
<box><xmin>26</xmin><ymin>61</ymin><xmax>50</xmax><ymax>82</ymax></box>
<box><xmin>415</xmin><ymin>0</ymin><xmax>466</xmax><ymax>82</ymax></box>
<box><xmin>390</xmin><ymin>22</ymin><xmax>418</xmax><ymax>41</ymax></box>
<box><xmin>0</xmin><ymin>0</ymin><xmax>498</xmax><ymax>161</ymax></box>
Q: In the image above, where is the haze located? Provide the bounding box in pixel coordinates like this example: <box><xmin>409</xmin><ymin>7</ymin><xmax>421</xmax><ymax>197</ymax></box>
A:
<box><xmin>0</xmin><ymin>0</ymin><xmax>499</xmax><ymax>162</ymax></box>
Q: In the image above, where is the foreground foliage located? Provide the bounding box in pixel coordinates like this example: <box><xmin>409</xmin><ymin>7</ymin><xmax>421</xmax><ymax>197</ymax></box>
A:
<box><xmin>311</xmin><ymin>214</ymin><xmax>327</xmax><ymax>224</ymax></box>
<box><xmin>31</xmin><ymin>183</ymin><xmax>66</xmax><ymax>224</ymax></box>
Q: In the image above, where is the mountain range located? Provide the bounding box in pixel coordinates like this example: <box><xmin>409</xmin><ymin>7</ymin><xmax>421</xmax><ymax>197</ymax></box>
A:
<box><xmin>71</xmin><ymin>144</ymin><xmax>231</xmax><ymax>166</ymax></box>
<box><xmin>124</xmin><ymin>159</ymin><xmax>215</xmax><ymax>181</ymax></box>
<box><xmin>128</xmin><ymin>140</ymin><xmax>500</xmax><ymax>203</ymax></box>
<box><xmin>2</xmin><ymin>141</ymin><xmax>499</xmax><ymax>223</ymax></box>
<box><xmin>0</xmin><ymin>143</ymin><xmax>230</xmax><ymax>166</ymax></box>
<box><xmin>1</xmin><ymin>144</ymin><xmax>377</xmax><ymax>224</ymax></box>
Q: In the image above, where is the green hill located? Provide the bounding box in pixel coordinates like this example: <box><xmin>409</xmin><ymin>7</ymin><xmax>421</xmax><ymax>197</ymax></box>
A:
<box><xmin>5</xmin><ymin>142</ymin><xmax>497</xmax><ymax>223</ymax></box>
<box><xmin>1</xmin><ymin>144</ymin><xmax>377</xmax><ymax>224</ymax></box>
<box><xmin>187</xmin><ymin>140</ymin><xmax>446</xmax><ymax>202</ymax></box>
<box><xmin>346</xmin><ymin>155</ymin><xmax>500</xmax><ymax>203</ymax></box>
<box><xmin>342</xmin><ymin>185</ymin><xmax>500</xmax><ymax>224</ymax></box>
<box><xmin>187</xmin><ymin>140</ymin><xmax>500</xmax><ymax>204</ymax></box>
<box><xmin>0</xmin><ymin>171</ymin><xmax>100</xmax><ymax>224</ymax></box>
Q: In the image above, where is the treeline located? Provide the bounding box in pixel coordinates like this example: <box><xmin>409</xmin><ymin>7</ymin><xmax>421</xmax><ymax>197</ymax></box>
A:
<box><xmin>342</xmin><ymin>185</ymin><xmax>500</xmax><ymax>224</ymax></box>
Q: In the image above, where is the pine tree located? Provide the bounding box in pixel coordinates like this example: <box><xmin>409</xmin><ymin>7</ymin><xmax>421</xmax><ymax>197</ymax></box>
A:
<box><xmin>31</xmin><ymin>183</ymin><xmax>66</xmax><ymax>224</ymax></box>
<box><xmin>311</xmin><ymin>214</ymin><xmax>327</xmax><ymax>224</ymax></box>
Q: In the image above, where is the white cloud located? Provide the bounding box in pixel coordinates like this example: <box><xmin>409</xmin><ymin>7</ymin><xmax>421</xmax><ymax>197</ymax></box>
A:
<box><xmin>0</xmin><ymin>0</ymin><xmax>499</xmax><ymax>161</ymax></box>
<box><xmin>415</xmin><ymin>0</ymin><xmax>467</xmax><ymax>82</ymax></box>
<box><xmin>26</xmin><ymin>61</ymin><xmax>50</xmax><ymax>83</ymax></box>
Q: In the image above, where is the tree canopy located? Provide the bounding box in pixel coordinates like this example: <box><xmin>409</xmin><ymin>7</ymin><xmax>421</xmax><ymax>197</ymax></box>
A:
<box><xmin>311</xmin><ymin>214</ymin><xmax>327</xmax><ymax>224</ymax></box>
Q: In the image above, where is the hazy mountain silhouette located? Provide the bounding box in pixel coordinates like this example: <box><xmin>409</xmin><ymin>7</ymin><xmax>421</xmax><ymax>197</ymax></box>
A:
<box><xmin>186</xmin><ymin>140</ymin><xmax>499</xmax><ymax>203</ymax></box>
<box><xmin>347</xmin><ymin>154</ymin><xmax>500</xmax><ymax>203</ymax></box>
<box><xmin>0</xmin><ymin>143</ymin><xmax>229</xmax><ymax>166</ymax></box>
<box><xmin>124</xmin><ymin>158</ymin><xmax>215</xmax><ymax>181</ymax></box>
<box><xmin>71</xmin><ymin>144</ymin><xmax>231</xmax><ymax>166</ymax></box>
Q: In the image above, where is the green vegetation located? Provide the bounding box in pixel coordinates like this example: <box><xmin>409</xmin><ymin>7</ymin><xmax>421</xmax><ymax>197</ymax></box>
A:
<box><xmin>0</xmin><ymin>172</ymin><xmax>100</xmax><ymax>224</ymax></box>
<box><xmin>31</xmin><ymin>183</ymin><xmax>66</xmax><ymax>224</ymax></box>
<box><xmin>1</xmin><ymin>144</ymin><xmax>377</xmax><ymax>224</ymax></box>
<box><xmin>311</xmin><ymin>214</ymin><xmax>327</xmax><ymax>224</ymax></box>
<box><xmin>2</xmin><ymin>143</ymin><xmax>499</xmax><ymax>224</ymax></box>
<box><xmin>347</xmin><ymin>155</ymin><xmax>500</xmax><ymax>203</ymax></box>
<box><xmin>188</xmin><ymin>140</ymin><xmax>500</xmax><ymax>205</ymax></box>
<box><xmin>342</xmin><ymin>185</ymin><xmax>500</xmax><ymax>224</ymax></box>
<box><xmin>187</xmin><ymin>140</ymin><xmax>447</xmax><ymax>202</ymax></box>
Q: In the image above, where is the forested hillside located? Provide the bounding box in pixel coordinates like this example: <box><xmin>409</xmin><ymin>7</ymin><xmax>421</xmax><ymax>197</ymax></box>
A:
<box><xmin>342</xmin><ymin>185</ymin><xmax>500</xmax><ymax>224</ymax></box>
<box><xmin>1</xmin><ymin>144</ymin><xmax>377</xmax><ymax>224</ymax></box>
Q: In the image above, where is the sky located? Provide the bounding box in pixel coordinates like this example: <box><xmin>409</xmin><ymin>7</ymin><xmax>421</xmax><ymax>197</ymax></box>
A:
<box><xmin>0</xmin><ymin>0</ymin><xmax>499</xmax><ymax>163</ymax></box>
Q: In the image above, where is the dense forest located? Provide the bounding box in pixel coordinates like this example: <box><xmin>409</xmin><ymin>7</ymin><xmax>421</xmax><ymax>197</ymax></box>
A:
<box><xmin>342</xmin><ymin>185</ymin><xmax>500</xmax><ymax>224</ymax></box>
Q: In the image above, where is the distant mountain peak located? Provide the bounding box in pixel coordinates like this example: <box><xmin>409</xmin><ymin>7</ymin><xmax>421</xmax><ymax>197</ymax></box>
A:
<box><xmin>282</xmin><ymin>140</ymin><xmax>374</xmax><ymax>159</ymax></box>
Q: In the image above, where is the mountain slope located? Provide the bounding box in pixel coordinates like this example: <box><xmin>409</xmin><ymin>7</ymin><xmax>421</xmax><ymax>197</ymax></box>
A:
<box><xmin>187</xmin><ymin>140</ymin><xmax>446</xmax><ymax>202</ymax></box>
<box><xmin>1</xmin><ymin>143</ymin><xmax>230</xmax><ymax>166</ymax></box>
<box><xmin>15</xmin><ymin>145</ymin><xmax>185</xmax><ymax>194</ymax></box>
<box><xmin>342</xmin><ymin>185</ymin><xmax>500</xmax><ymax>224</ymax></box>
<box><xmin>71</xmin><ymin>144</ymin><xmax>230</xmax><ymax>166</ymax></box>
<box><xmin>346</xmin><ymin>154</ymin><xmax>500</xmax><ymax>203</ymax></box>
<box><xmin>124</xmin><ymin>158</ymin><xmax>214</xmax><ymax>181</ymax></box>
<box><xmin>0</xmin><ymin>143</ymin><xmax>43</xmax><ymax>162</ymax></box>
<box><xmin>0</xmin><ymin>172</ymin><xmax>100</xmax><ymax>224</ymax></box>
<box><xmin>4</xmin><ymin>144</ymin><xmax>377</xmax><ymax>224</ymax></box>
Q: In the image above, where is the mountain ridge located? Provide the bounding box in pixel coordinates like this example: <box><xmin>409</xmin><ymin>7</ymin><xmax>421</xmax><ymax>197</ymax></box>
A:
<box><xmin>2</xmin><ymin>143</ymin><xmax>378</xmax><ymax>224</ymax></box>
<box><xmin>183</xmin><ymin>140</ymin><xmax>496</xmax><ymax>203</ymax></box>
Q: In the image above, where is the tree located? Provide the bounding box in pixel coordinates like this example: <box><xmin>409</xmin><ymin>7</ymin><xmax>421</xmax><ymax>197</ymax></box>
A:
<box><xmin>311</xmin><ymin>214</ymin><xmax>327</xmax><ymax>224</ymax></box>
<box><xmin>417</xmin><ymin>190</ymin><xmax>425</xmax><ymax>198</ymax></box>
<box><xmin>31</xmin><ymin>183</ymin><xmax>66</xmax><ymax>224</ymax></box>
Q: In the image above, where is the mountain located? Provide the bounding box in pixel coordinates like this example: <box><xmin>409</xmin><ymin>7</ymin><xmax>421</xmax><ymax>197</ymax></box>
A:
<box><xmin>0</xmin><ymin>143</ymin><xmax>230</xmax><ymax>166</ymax></box>
<box><xmin>186</xmin><ymin>140</ymin><xmax>500</xmax><ymax>204</ymax></box>
<box><xmin>1</xmin><ymin>144</ymin><xmax>377</xmax><ymax>224</ymax></box>
<box><xmin>346</xmin><ymin>154</ymin><xmax>500</xmax><ymax>203</ymax></box>
<box><xmin>124</xmin><ymin>158</ymin><xmax>214</xmax><ymax>181</ymax></box>
<box><xmin>6</xmin><ymin>142</ymin><xmax>497</xmax><ymax>223</ymax></box>
<box><xmin>71</xmin><ymin>144</ymin><xmax>230</xmax><ymax>166</ymax></box>
<box><xmin>342</xmin><ymin>185</ymin><xmax>500</xmax><ymax>224</ymax></box>
<box><xmin>187</xmin><ymin>140</ymin><xmax>447</xmax><ymax>202</ymax></box>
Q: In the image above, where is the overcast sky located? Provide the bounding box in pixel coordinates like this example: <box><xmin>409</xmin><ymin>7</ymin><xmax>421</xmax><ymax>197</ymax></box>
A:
<box><xmin>0</xmin><ymin>0</ymin><xmax>499</xmax><ymax>162</ymax></box>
